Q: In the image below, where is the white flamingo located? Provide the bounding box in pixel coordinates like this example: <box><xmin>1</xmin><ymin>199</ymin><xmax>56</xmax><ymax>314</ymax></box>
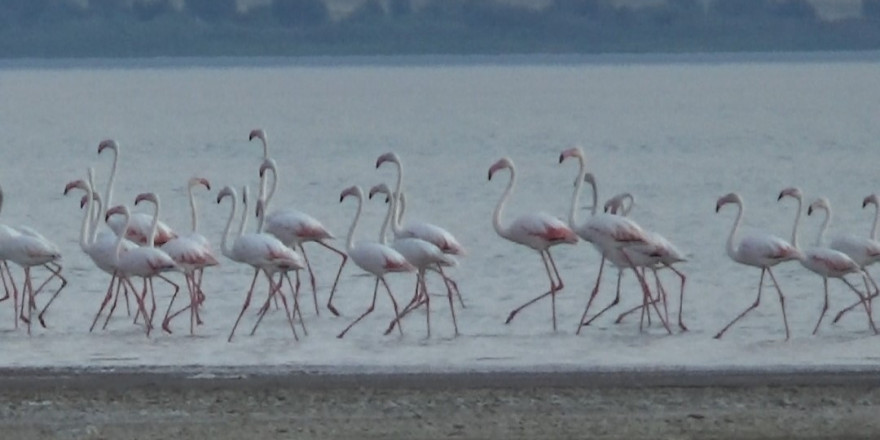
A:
<box><xmin>97</xmin><ymin>139</ymin><xmax>177</xmax><ymax>246</ymax></box>
<box><xmin>368</xmin><ymin>183</ymin><xmax>459</xmax><ymax>337</ymax></box>
<box><xmin>159</xmin><ymin>177</ymin><xmax>220</xmax><ymax>335</ymax></box>
<box><xmin>714</xmin><ymin>192</ymin><xmax>802</xmax><ymax>340</ymax></box>
<box><xmin>777</xmin><ymin>188</ymin><xmax>876</xmax><ymax>334</ymax></box>
<box><xmin>488</xmin><ymin>157</ymin><xmax>578</xmax><ymax>332</ymax></box>
<box><xmin>63</xmin><ymin>172</ymin><xmax>138</xmax><ymax>331</ymax></box>
<box><xmin>602</xmin><ymin>192</ymin><xmax>689</xmax><ymax>331</ymax></box>
<box><xmin>829</xmin><ymin>193</ymin><xmax>880</xmax><ymax>323</ymax></box>
<box><xmin>336</xmin><ymin>185</ymin><xmax>413</xmax><ymax>339</ymax></box>
<box><xmin>105</xmin><ymin>199</ymin><xmax>180</xmax><ymax>336</ymax></box>
<box><xmin>557</xmin><ymin>147</ymin><xmax>668</xmax><ymax>334</ymax></box>
<box><xmin>0</xmin><ymin>184</ymin><xmax>67</xmax><ymax>332</ymax></box>
<box><xmin>217</xmin><ymin>185</ymin><xmax>304</xmax><ymax>342</ymax></box>
<box><xmin>255</xmin><ymin>154</ymin><xmax>348</xmax><ymax>317</ymax></box>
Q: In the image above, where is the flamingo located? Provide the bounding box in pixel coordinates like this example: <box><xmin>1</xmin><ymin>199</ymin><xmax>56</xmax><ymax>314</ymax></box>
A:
<box><xmin>602</xmin><ymin>192</ymin><xmax>689</xmax><ymax>331</ymax></box>
<box><xmin>217</xmin><ymin>185</ymin><xmax>304</xmax><ymax>342</ymax></box>
<box><xmin>159</xmin><ymin>177</ymin><xmax>220</xmax><ymax>335</ymax></box>
<box><xmin>97</xmin><ymin>139</ymin><xmax>177</xmax><ymax>246</ymax></box>
<box><xmin>255</xmin><ymin>155</ymin><xmax>348</xmax><ymax>317</ymax></box>
<box><xmin>714</xmin><ymin>192</ymin><xmax>802</xmax><ymax>340</ymax></box>
<box><xmin>829</xmin><ymin>193</ymin><xmax>880</xmax><ymax>323</ymax></box>
<box><xmin>777</xmin><ymin>188</ymin><xmax>876</xmax><ymax>334</ymax></box>
<box><xmin>367</xmin><ymin>183</ymin><xmax>459</xmax><ymax>337</ymax></box>
<box><xmin>557</xmin><ymin>147</ymin><xmax>668</xmax><ymax>334</ymax></box>
<box><xmin>105</xmin><ymin>200</ymin><xmax>180</xmax><ymax>336</ymax></box>
<box><xmin>0</xmin><ymin>185</ymin><xmax>67</xmax><ymax>332</ymax></box>
<box><xmin>336</xmin><ymin>185</ymin><xmax>413</xmax><ymax>339</ymax></box>
<box><xmin>488</xmin><ymin>157</ymin><xmax>578</xmax><ymax>332</ymax></box>
<box><xmin>63</xmin><ymin>172</ymin><xmax>138</xmax><ymax>331</ymax></box>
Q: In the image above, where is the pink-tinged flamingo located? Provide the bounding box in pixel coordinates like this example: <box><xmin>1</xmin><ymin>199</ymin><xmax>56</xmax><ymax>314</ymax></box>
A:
<box><xmin>368</xmin><ymin>183</ymin><xmax>459</xmax><ymax>337</ymax></box>
<box><xmin>376</xmin><ymin>152</ymin><xmax>465</xmax><ymax>308</ymax></box>
<box><xmin>217</xmin><ymin>185</ymin><xmax>304</xmax><ymax>342</ymax></box>
<box><xmin>714</xmin><ymin>192</ymin><xmax>802</xmax><ymax>340</ymax></box>
<box><xmin>255</xmin><ymin>154</ymin><xmax>348</xmax><ymax>317</ymax></box>
<box><xmin>160</xmin><ymin>177</ymin><xmax>219</xmax><ymax>335</ymax></box>
<box><xmin>0</xmin><ymin>185</ymin><xmax>67</xmax><ymax>332</ymax></box>
<box><xmin>97</xmin><ymin>139</ymin><xmax>177</xmax><ymax>246</ymax></box>
<box><xmin>105</xmin><ymin>201</ymin><xmax>179</xmax><ymax>336</ymax></box>
<box><xmin>602</xmin><ymin>193</ymin><xmax>689</xmax><ymax>331</ymax></box>
<box><xmin>557</xmin><ymin>147</ymin><xmax>667</xmax><ymax>334</ymax></box>
<box><xmin>336</xmin><ymin>185</ymin><xmax>413</xmax><ymax>339</ymax></box>
<box><xmin>488</xmin><ymin>157</ymin><xmax>578</xmax><ymax>332</ymax></box>
<box><xmin>63</xmin><ymin>173</ymin><xmax>137</xmax><ymax>331</ymax></box>
<box><xmin>829</xmin><ymin>193</ymin><xmax>880</xmax><ymax>323</ymax></box>
<box><xmin>777</xmin><ymin>188</ymin><xmax>876</xmax><ymax>334</ymax></box>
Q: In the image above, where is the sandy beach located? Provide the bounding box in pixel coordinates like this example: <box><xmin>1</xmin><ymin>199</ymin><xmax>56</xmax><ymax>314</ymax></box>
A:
<box><xmin>1</xmin><ymin>367</ymin><xmax>879</xmax><ymax>439</ymax></box>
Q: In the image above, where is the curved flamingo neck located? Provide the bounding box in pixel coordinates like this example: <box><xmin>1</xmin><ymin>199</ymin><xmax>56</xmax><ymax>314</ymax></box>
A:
<box><xmin>113</xmin><ymin>208</ymin><xmax>132</xmax><ymax>260</ymax></box>
<box><xmin>815</xmin><ymin>207</ymin><xmax>832</xmax><ymax>247</ymax></box>
<box><xmin>188</xmin><ymin>183</ymin><xmax>199</xmax><ymax>233</ymax></box>
<box><xmin>239</xmin><ymin>187</ymin><xmax>250</xmax><ymax>239</ymax></box>
<box><xmin>345</xmin><ymin>193</ymin><xmax>363</xmax><ymax>252</ymax></box>
<box><xmin>492</xmin><ymin>166</ymin><xmax>516</xmax><ymax>240</ymax></box>
<box><xmin>567</xmin><ymin>155</ymin><xmax>586</xmax><ymax>229</ymax></box>
<box><xmin>378</xmin><ymin>192</ymin><xmax>393</xmax><ymax>245</ymax></box>
<box><xmin>144</xmin><ymin>197</ymin><xmax>161</xmax><ymax>249</ymax></box>
<box><xmin>77</xmin><ymin>184</ymin><xmax>92</xmax><ymax>252</ymax></box>
<box><xmin>391</xmin><ymin>192</ymin><xmax>405</xmax><ymax>238</ymax></box>
<box><xmin>871</xmin><ymin>203</ymin><xmax>879</xmax><ymax>241</ymax></box>
<box><xmin>87</xmin><ymin>169</ymin><xmax>101</xmax><ymax>244</ymax></box>
<box><xmin>219</xmin><ymin>192</ymin><xmax>237</xmax><ymax>259</ymax></box>
<box><xmin>725</xmin><ymin>201</ymin><xmax>744</xmax><ymax>262</ymax></box>
<box><xmin>259</xmin><ymin>164</ymin><xmax>278</xmax><ymax>213</ymax></box>
<box><xmin>102</xmin><ymin>146</ymin><xmax>118</xmax><ymax>217</ymax></box>
<box><xmin>788</xmin><ymin>196</ymin><xmax>803</xmax><ymax>250</ymax></box>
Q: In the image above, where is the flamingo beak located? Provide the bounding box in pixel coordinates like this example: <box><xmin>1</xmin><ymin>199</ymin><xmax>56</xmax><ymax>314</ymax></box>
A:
<box><xmin>807</xmin><ymin>206</ymin><xmax>814</xmax><ymax>216</ymax></box>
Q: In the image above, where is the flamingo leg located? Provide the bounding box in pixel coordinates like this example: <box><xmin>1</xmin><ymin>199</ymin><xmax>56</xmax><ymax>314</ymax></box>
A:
<box><xmin>582</xmin><ymin>269</ymin><xmax>623</xmax><ymax>327</ymax></box>
<box><xmin>297</xmin><ymin>244</ymin><xmax>319</xmax><ymax>316</ymax></box>
<box><xmin>1</xmin><ymin>262</ymin><xmax>20</xmax><ymax>329</ymax></box>
<box><xmin>379</xmin><ymin>276</ymin><xmax>404</xmax><ymax>336</ymax></box>
<box><xmin>90</xmin><ymin>274</ymin><xmax>118</xmax><ymax>332</ymax></box>
<box><xmin>23</xmin><ymin>268</ymin><xmax>32</xmax><ymax>335</ymax></box>
<box><xmin>765</xmin><ymin>267</ymin><xmax>790</xmax><ymax>340</ymax></box>
<box><xmin>103</xmin><ymin>275</ymin><xmax>129</xmax><ymax>329</ymax></box>
<box><xmin>576</xmin><ymin>256</ymin><xmax>606</xmax><ymax>335</ymax></box>
<box><xmin>664</xmin><ymin>264</ymin><xmax>688</xmax><ymax>331</ymax></box>
<box><xmin>614</xmin><ymin>271</ymin><xmax>664</xmax><ymax>325</ymax></box>
<box><xmin>812</xmin><ymin>277</ymin><xmax>830</xmax><ymax>335</ymax></box>
<box><xmin>283</xmin><ymin>270</ymin><xmax>307</xmax><ymax>336</ymax></box>
<box><xmin>337</xmin><ymin>277</ymin><xmax>380</xmax><ymax>339</ymax></box>
<box><xmin>0</xmin><ymin>261</ymin><xmax>11</xmax><ymax>303</ymax></box>
<box><xmin>228</xmin><ymin>270</ymin><xmax>261</xmax><ymax>342</ymax></box>
<box><xmin>715</xmin><ymin>268</ymin><xmax>766</xmax><ymax>339</ymax></box>
<box><xmin>437</xmin><ymin>265</ymin><xmax>464</xmax><ymax>309</ymax></box>
<box><xmin>833</xmin><ymin>269</ymin><xmax>880</xmax><ymax>323</ymax></box>
<box><xmin>840</xmin><ymin>275</ymin><xmax>878</xmax><ymax>334</ymax></box>
<box><xmin>504</xmin><ymin>249</ymin><xmax>562</xmax><ymax>331</ymax></box>
<box><xmin>251</xmin><ymin>271</ymin><xmax>293</xmax><ymax>338</ymax></box>
<box><xmin>123</xmin><ymin>277</ymin><xmax>151</xmax><ymax>337</ymax></box>
<box><xmin>318</xmin><ymin>240</ymin><xmax>348</xmax><ymax>317</ymax></box>
<box><xmin>161</xmin><ymin>273</ymin><xmax>187</xmax><ymax>334</ymax></box>
<box><xmin>385</xmin><ymin>269</ymin><xmax>428</xmax><ymax>336</ymax></box>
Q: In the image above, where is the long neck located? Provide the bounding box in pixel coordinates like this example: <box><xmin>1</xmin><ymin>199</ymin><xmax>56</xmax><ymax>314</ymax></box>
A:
<box><xmin>114</xmin><ymin>211</ymin><xmax>131</xmax><ymax>260</ymax></box>
<box><xmin>789</xmin><ymin>197</ymin><xmax>802</xmax><ymax>249</ymax></box>
<box><xmin>378</xmin><ymin>194</ymin><xmax>394</xmax><ymax>245</ymax></box>
<box><xmin>872</xmin><ymin>203</ymin><xmax>879</xmax><ymax>241</ymax></box>
<box><xmin>103</xmin><ymin>147</ymin><xmax>118</xmax><ymax>217</ymax></box>
<box><xmin>256</xmin><ymin>203</ymin><xmax>266</xmax><ymax>233</ymax></box>
<box><xmin>391</xmin><ymin>192</ymin><xmax>405</xmax><ymax>237</ymax></box>
<box><xmin>87</xmin><ymin>171</ymin><xmax>101</xmax><ymax>244</ymax></box>
<box><xmin>346</xmin><ymin>194</ymin><xmax>363</xmax><ymax>252</ymax></box>
<box><xmin>219</xmin><ymin>195</ymin><xmax>237</xmax><ymax>259</ymax></box>
<box><xmin>725</xmin><ymin>202</ymin><xmax>744</xmax><ymax>261</ymax></box>
<box><xmin>146</xmin><ymin>199</ymin><xmax>160</xmax><ymax>249</ymax></box>
<box><xmin>492</xmin><ymin>168</ymin><xmax>516</xmax><ymax>240</ymax></box>
<box><xmin>188</xmin><ymin>184</ymin><xmax>199</xmax><ymax>233</ymax></box>
<box><xmin>77</xmin><ymin>186</ymin><xmax>92</xmax><ymax>251</ymax></box>
<box><xmin>239</xmin><ymin>189</ymin><xmax>249</xmax><ymax>238</ymax></box>
<box><xmin>259</xmin><ymin>165</ymin><xmax>278</xmax><ymax>213</ymax></box>
<box><xmin>816</xmin><ymin>207</ymin><xmax>831</xmax><ymax>247</ymax></box>
<box><xmin>568</xmin><ymin>156</ymin><xmax>586</xmax><ymax>228</ymax></box>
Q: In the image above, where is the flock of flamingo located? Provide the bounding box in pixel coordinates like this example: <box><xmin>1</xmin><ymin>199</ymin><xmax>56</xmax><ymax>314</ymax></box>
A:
<box><xmin>2</xmin><ymin>131</ymin><xmax>879</xmax><ymax>342</ymax></box>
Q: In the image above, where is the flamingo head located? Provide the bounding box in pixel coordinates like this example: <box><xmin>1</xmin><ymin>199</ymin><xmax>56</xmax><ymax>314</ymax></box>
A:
<box><xmin>777</xmin><ymin>186</ymin><xmax>802</xmax><ymax>202</ymax></box>
<box><xmin>249</xmin><ymin>129</ymin><xmax>268</xmax><ymax>157</ymax></box>
<box><xmin>604</xmin><ymin>192</ymin><xmax>634</xmax><ymax>216</ymax></box>
<box><xmin>255</xmin><ymin>198</ymin><xmax>265</xmax><ymax>218</ymax></box>
<box><xmin>863</xmin><ymin>194</ymin><xmax>879</xmax><ymax>209</ymax></box>
<box><xmin>80</xmin><ymin>194</ymin><xmax>89</xmax><ymax>209</ymax></box>
<box><xmin>376</xmin><ymin>152</ymin><xmax>401</xmax><ymax>169</ymax></box>
<box><xmin>582</xmin><ymin>172</ymin><xmax>596</xmax><ymax>187</ymax></box>
<box><xmin>216</xmin><ymin>186</ymin><xmax>235</xmax><ymax>204</ymax></box>
<box><xmin>259</xmin><ymin>158</ymin><xmax>277</xmax><ymax>178</ymax></box>
<box><xmin>339</xmin><ymin>185</ymin><xmax>362</xmax><ymax>203</ymax></box>
<box><xmin>188</xmin><ymin>177</ymin><xmax>211</xmax><ymax>191</ymax></box>
<box><xmin>105</xmin><ymin>205</ymin><xmax>128</xmax><ymax>222</ymax></box>
<box><xmin>368</xmin><ymin>183</ymin><xmax>392</xmax><ymax>202</ymax></box>
<box><xmin>715</xmin><ymin>192</ymin><xmax>742</xmax><ymax>213</ymax></box>
<box><xmin>134</xmin><ymin>192</ymin><xmax>158</xmax><ymax>207</ymax></box>
<box><xmin>808</xmin><ymin>197</ymin><xmax>830</xmax><ymax>216</ymax></box>
<box><xmin>488</xmin><ymin>157</ymin><xmax>513</xmax><ymax>181</ymax></box>
<box><xmin>558</xmin><ymin>145</ymin><xmax>584</xmax><ymax>164</ymax></box>
<box><xmin>63</xmin><ymin>179</ymin><xmax>88</xmax><ymax>196</ymax></box>
<box><xmin>97</xmin><ymin>139</ymin><xmax>118</xmax><ymax>155</ymax></box>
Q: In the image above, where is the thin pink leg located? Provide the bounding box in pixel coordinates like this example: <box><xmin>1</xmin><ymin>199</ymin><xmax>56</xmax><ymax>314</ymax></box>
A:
<box><xmin>505</xmin><ymin>250</ymin><xmax>562</xmax><ymax>331</ymax></box>
<box><xmin>812</xmin><ymin>278</ymin><xmax>830</xmax><ymax>335</ymax></box>
<box><xmin>576</xmin><ymin>256</ymin><xmax>605</xmax><ymax>335</ymax></box>
<box><xmin>90</xmin><ymin>274</ymin><xmax>118</xmax><ymax>332</ymax></box>
<box><xmin>319</xmin><ymin>241</ymin><xmax>348</xmax><ymax>317</ymax></box>
<box><xmin>840</xmin><ymin>276</ymin><xmax>877</xmax><ymax>334</ymax></box>
<box><xmin>765</xmin><ymin>268</ymin><xmax>790</xmax><ymax>340</ymax></box>
<box><xmin>833</xmin><ymin>269</ymin><xmax>880</xmax><ymax>323</ymax></box>
<box><xmin>338</xmin><ymin>277</ymin><xmax>379</xmax><ymax>339</ymax></box>
<box><xmin>228</xmin><ymin>270</ymin><xmax>260</xmax><ymax>342</ymax></box>
<box><xmin>715</xmin><ymin>268</ymin><xmax>766</xmax><ymax>339</ymax></box>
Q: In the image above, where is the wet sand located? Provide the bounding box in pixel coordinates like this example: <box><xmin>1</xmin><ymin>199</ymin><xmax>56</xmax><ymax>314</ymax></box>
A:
<box><xmin>1</xmin><ymin>367</ymin><xmax>880</xmax><ymax>439</ymax></box>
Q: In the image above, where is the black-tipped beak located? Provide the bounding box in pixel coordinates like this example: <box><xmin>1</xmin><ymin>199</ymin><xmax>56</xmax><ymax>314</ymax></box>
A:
<box><xmin>777</xmin><ymin>192</ymin><xmax>784</xmax><ymax>201</ymax></box>
<box><xmin>807</xmin><ymin>206</ymin><xmax>814</xmax><ymax>216</ymax></box>
<box><xmin>715</xmin><ymin>204</ymin><xmax>721</xmax><ymax>213</ymax></box>
<box><xmin>558</xmin><ymin>154</ymin><xmax>564</xmax><ymax>164</ymax></box>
